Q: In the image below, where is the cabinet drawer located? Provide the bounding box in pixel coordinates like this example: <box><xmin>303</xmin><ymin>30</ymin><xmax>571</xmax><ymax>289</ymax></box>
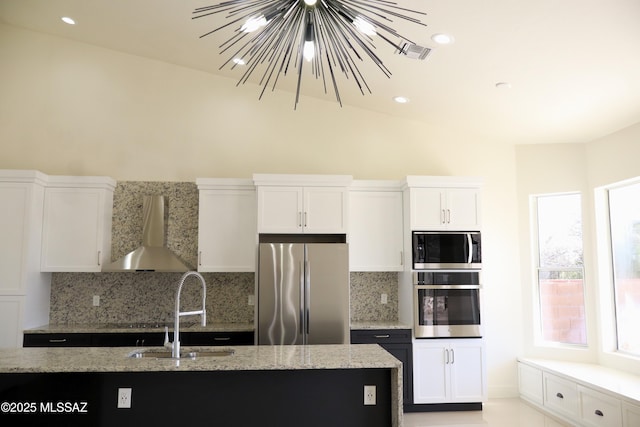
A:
<box><xmin>579</xmin><ymin>385</ymin><xmax>622</xmax><ymax>427</ymax></box>
<box><xmin>23</xmin><ymin>333</ymin><xmax>92</xmax><ymax>347</ymax></box>
<box><xmin>180</xmin><ymin>331</ymin><xmax>254</xmax><ymax>346</ymax></box>
<box><xmin>350</xmin><ymin>329</ymin><xmax>411</xmax><ymax>344</ymax></box>
<box><xmin>543</xmin><ymin>372</ymin><xmax>579</xmax><ymax>419</ymax></box>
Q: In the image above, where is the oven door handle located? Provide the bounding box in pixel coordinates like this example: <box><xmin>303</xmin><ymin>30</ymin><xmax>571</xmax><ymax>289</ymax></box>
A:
<box><xmin>466</xmin><ymin>233</ymin><xmax>473</xmax><ymax>263</ymax></box>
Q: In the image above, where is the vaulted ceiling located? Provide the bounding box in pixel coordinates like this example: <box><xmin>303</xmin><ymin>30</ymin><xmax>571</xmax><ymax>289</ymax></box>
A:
<box><xmin>1</xmin><ymin>0</ymin><xmax>639</xmax><ymax>145</ymax></box>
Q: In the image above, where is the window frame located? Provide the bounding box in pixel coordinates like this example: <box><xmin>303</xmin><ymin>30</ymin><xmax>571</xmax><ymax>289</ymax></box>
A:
<box><xmin>530</xmin><ymin>191</ymin><xmax>587</xmax><ymax>347</ymax></box>
<box><xmin>606</xmin><ymin>179</ymin><xmax>640</xmax><ymax>358</ymax></box>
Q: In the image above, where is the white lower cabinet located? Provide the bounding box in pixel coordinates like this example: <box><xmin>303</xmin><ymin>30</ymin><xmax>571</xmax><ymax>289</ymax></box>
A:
<box><xmin>518</xmin><ymin>362</ymin><xmax>543</xmax><ymax>405</ymax></box>
<box><xmin>543</xmin><ymin>372</ymin><xmax>579</xmax><ymax>420</ymax></box>
<box><xmin>519</xmin><ymin>361</ymin><xmax>639</xmax><ymax>427</ymax></box>
<box><xmin>413</xmin><ymin>339</ymin><xmax>486</xmax><ymax>404</ymax></box>
<box><xmin>623</xmin><ymin>401</ymin><xmax>640</xmax><ymax>427</ymax></box>
<box><xmin>578</xmin><ymin>385</ymin><xmax>622</xmax><ymax>427</ymax></box>
<box><xmin>0</xmin><ymin>297</ymin><xmax>23</xmax><ymax>348</ymax></box>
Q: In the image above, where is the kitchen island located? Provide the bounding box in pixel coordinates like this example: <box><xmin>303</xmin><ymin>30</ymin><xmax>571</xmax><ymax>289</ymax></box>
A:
<box><xmin>0</xmin><ymin>344</ymin><xmax>402</xmax><ymax>427</ymax></box>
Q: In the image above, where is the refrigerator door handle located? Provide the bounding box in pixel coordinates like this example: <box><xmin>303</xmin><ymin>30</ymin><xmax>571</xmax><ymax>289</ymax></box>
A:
<box><xmin>304</xmin><ymin>259</ymin><xmax>311</xmax><ymax>340</ymax></box>
<box><xmin>299</xmin><ymin>260</ymin><xmax>305</xmax><ymax>337</ymax></box>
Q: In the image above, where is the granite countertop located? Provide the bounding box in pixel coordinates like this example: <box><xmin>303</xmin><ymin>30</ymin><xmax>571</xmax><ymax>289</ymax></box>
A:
<box><xmin>26</xmin><ymin>321</ymin><xmax>409</xmax><ymax>333</ymax></box>
<box><xmin>0</xmin><ymin>344</ymin><xmax>401</xmax><ymax>374</ymax></box>
<box><xmin>350</xmin><ymin>321</ymin><xmax>412</xmax><ymax>330</ymax></box>
<box><xmin>25</xmin><ymin>322</ymin><xmax>255</xmax><ymax>334</ymax></box>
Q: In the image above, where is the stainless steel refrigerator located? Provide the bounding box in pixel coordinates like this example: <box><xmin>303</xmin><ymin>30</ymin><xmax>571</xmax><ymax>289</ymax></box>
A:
<box><xmin>258</xmin><ymin>242</ymin><xmax>350</xmax><ymax>345</ymax></box>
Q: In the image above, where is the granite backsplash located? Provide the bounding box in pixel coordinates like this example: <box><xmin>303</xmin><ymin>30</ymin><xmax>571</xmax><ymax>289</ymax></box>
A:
<box><xmin>49</xmin><ymin>271</ymin><xmax>398</xmax><ymax>324</ymax></box>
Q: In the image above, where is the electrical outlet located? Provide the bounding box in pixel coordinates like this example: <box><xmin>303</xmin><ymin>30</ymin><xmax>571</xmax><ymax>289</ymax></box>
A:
<box><xmin>380</xmin><ymin>293</ymin><xmax>388</xmax><ymax>304</ymax></box>
<box><xmin>117</xmin><ymin>388</ymin><xmax>132</xmax><ymax>409</ymax></box>
<box><xmin>92</xmin><ymin>295</ymin><xmax>100</xmax><ymax>307</ymax></box>
<box><xmin>248</xmin><ymin>294</ymin><xmax>255</xmax><ymax>306</ymax></box>
<box><xmin>364</xmin><ymin>385</ymin><xmax>376</xmax><ymax>405</ymax></box>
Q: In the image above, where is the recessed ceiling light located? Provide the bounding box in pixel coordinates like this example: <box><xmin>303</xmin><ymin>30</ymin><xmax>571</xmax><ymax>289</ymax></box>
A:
<box><xmin>233</xmin><ymin>57</ymin><xmax>246</xmax><ymax>66</ymax></box>
<box><xmin>431</xmin><ymin>33</ymin><xmax>454</xmax><ymax>45</ymax></box>
<box><xmin>393</xmin><ymin>96</ymin><xmax>410</xmax><ymax>104</ymax></box>
<box><xmin>61</xmin><ymin>16</ymin><xmax>76</xmax><ymax>25</ymax></box>
<box><xmin>495</xmin><ymin>82</ymin><xmax>512</xmax><ymax>89</ymax></box>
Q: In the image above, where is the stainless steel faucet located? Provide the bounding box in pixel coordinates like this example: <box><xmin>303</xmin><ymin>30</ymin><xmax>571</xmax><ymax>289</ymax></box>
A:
<box><xmin>170</xmin><ymin>271</ymin><xmax>207</xmax><ymax>358</ymax></box>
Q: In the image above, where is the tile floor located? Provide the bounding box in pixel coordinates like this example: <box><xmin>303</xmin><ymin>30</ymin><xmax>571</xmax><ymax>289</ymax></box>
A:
<box><xmin>403</xmin><ymin>398</ymin><xmax>569</xmax><ymax>427</ymax></box>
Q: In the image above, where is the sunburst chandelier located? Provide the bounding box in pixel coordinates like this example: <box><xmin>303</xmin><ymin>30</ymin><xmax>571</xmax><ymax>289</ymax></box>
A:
<box><xmin>193</xmin><ymin>0</ymin><xmax>426</xmax><ymax>108</ymax></box>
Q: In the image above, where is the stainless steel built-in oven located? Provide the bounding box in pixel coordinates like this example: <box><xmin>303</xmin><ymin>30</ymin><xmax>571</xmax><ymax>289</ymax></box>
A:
<box><xmin>412</xmin><ymin>231</ymin><xmax>481</xmax><ymax>270</ymax></box>
<box><xmin>413</xmin><ymin>271</ymin><xmax>482</xmax><ymax>338</ymax></box>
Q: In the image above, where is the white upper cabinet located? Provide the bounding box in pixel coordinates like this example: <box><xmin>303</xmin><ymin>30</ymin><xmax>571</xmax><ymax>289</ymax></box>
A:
<box><xmin>254</xmin><ymin>174</ymin><xmax>352</xmax><ymax>234</ymax></box>
<box><xmin>196</xmin><ymin>179</ymin><xmax>257</xmax><ymax>272</ymax></box>
<box><xmin>406</xmin><ymin>176</ymin><xmax>482</xmax><ymax>231</ymax></box>
<box><xmin>0</xmin><ymin>170</ymin><xmax>50</xmax><ymax>348</ymax></box>
<box><xmin>41</xmin><ymin>176</ymin><xmax>115</xmax><ymax>272</ymax></box>
<box><xmin>349</xmin><ymin>181</ymin><xmax>404</xmax><ymax>271</ymax></box>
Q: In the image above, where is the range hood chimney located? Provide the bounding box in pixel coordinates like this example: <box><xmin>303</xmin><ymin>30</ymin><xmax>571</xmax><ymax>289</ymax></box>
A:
<box><xmin>103</xmin><ymin>195</ymin><xmax>192</xmax><ymax>272</ymax></box>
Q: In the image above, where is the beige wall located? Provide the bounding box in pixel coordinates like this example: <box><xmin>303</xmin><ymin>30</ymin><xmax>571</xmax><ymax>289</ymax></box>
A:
<box><xmin>1</xmin><ymin>23</ymin><xmax>523</xmax><ymax>396</ymax></box>
<box><xmin>516</xmin><ymin>123</ymin><xmax>640</xmax><ymax>375</ymax></box>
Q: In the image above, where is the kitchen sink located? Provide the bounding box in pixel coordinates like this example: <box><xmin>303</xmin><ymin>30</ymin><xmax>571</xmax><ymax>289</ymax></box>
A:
<box><xmin>128</xmin><ymin>348</ymin><xmax>235</xmax><ymax>359</ymax></box>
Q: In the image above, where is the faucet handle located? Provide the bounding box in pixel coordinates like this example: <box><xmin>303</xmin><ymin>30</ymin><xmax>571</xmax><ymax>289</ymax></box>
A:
<box><xmin>163</xmin><ymin>326</ymin><xmax>171</xmax><ymax>348</ymax></box>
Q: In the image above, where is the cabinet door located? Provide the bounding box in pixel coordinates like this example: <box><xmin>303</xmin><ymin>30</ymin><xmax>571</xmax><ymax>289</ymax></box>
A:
<box><xmin>349</xmin><ymin>191</ymin><xmax>403</xmax><ymax>271</ymax></box>
<box><xmin>413</xmin><ymin>341</ymin><xmax>449</xmax><ymax>403</ymax></box>
<box><xmin>410</xmin><ymin>188</ymin><xmax>445</xmax><ymax>230</ymax></box>
<box><xmin>0</xmin><ymin>297</ymin><xmax>23</xmax><ymax>348</ymax></box>
<box><xmin>623</xmin><ymin>401</ymin><xmax>640</xmax><ymax>427</ymax></box>
<box><xmin>449</xmin><ymin>339</ymin><xmax>487</xmax><ymax>402</ymax></box>
<box><xmin>41</xmin><ymin>188</ymin><xmax>111</xmax><ymax>272</ymax></box>
<box><xmin>198</xmin><ymin>189</ymin><xmax>256</xmax><ymax>272</ymax></box>
<box><xmin>446</xmin><ymin>188</ymin><xmax>481</xmax><ymax>230</ymax></box>
<box><xmin>0</xmin><ymin>185</ymin><xmax>30</xmax><ymax>294</ymax></box>
<box><xmin>303</xmin><ymin>187</ymin><xmax>348</xmax><ymax>233</ymax></box>
<box><xmin>257</xmin><ymin>186</ymin><xmax>303</xmax><ymax>233</ymax></box>
<box><xmin>382</xmin><ymin>343</ymin><xmax>414</xmax><ymax>406</ymax></box>
<box><xmin>518</xmin><ymin>362</ymin><xmax>544</xmax><ymax>405</ymax></box>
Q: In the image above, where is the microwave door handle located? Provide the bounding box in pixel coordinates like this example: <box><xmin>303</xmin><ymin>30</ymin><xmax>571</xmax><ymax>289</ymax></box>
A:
<box><xmin>467</xmin><ymin>233</ymin><xmax>473</xmax><ymax>263</ymax></box>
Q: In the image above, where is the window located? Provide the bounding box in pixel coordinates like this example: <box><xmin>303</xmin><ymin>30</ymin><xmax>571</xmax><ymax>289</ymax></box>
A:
<box><xmin>608</xmin><ymin>181</ymin><xmax>640</xmax><ymax>356</ymax></box>
<box><xmin>532</xmin><ymin>193</ymin><xmax>586</xmax><ymax>345</ymax></box>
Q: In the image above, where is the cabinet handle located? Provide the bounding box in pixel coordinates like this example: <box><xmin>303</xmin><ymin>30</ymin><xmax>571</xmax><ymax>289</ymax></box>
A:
<box><xmin>441</xmin><ymin>209</ymin><xmax>446</xmax><ymax>224</ymax></box>
<box><xmin>400</xmin><ymin>251</ymin><xmax>403</xmax><ymax>266</ymax></box>
<box><xmin>304</xmin><ymin>212</ymin><xmax>307</xmax><ymax>227</ymax></box>
<box><xmin>445</xmin><ymin>349</ymin><xmax>449</xmax><ymax>364</ymax></box>
<box><xmin>97</xmin><ymin>250</ymin><xmax>101</xmax><ymax>266</ymax></box>
<box><xmin>450</xmin><ymin>348</ymin><xmax>454</xmax><ymax>364</ymax></box>
<box><xmin>298</xmin><ymin>212</ymin><xmax>302</xmax><ymax>227</ymax></box>
<box><xmin>48</xmin><ymin>339</ymin><xmax>67</xmax><ymax>343</ymax></box>
<box><xmin>556</xmin><ymin>392</ymin><xmax>564</xmax><ymax>399</ymax></box>
<box><xmin>373</xmin><ymin>335</ymin><xmax>390</xmax><ymax>339</ymax></box>
<box><xmin>214</xmin><ymin>337</ymin><xmax>231</xmax><ymax>341</ymax></box>
<box><xmin>447</xmin><ymin>209</ymin><xmax>451</xmax><ymax>224</ymax></box>
<box><xmin>595</xmin><ymin>410</ymin><xmax>604</xmax><ymax>417</ymax></box>
<box><xmin>198</xmin><ymin>251</ymin><xmax>202</xmax><ymax>266</ymax></box>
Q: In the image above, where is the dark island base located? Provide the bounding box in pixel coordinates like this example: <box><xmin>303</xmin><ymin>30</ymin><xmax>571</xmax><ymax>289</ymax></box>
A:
<box><xmin>404</xmin><ymin>402</ymin><xmax>483</xmax><ymax>412</ymax></box>
<box><xmin>0</xmin><ymin>369</ymin><xmax>391</xmax><ymax>427</ymax></box>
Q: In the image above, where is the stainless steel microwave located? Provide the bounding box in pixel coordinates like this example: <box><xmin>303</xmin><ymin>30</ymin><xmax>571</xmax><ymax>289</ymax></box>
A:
<box><xmin>412</xmin><ymin>231</ymin><xmax>481</xmax><ymax>270</ymax></box>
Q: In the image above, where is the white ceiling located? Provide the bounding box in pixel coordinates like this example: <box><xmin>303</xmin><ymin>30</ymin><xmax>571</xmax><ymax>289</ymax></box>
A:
<box><xmin>1</xmin><ymin>0</ymin><xmax>639</xmax><ymax>145</ymax></box>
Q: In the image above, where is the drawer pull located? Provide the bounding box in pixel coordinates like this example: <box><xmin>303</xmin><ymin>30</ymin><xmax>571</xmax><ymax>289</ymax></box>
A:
<box><xmin>48</xmin><ymin>339</ymin><xmax>67</xmax><ymax>343</ymax></box>
<box><xmin>556</xmin><ymin>392</ymin><xmax>564</xmax><ymax>399</ymax></box>
<box><xmin>595</xmin><ymin>409</ymin><xmax>604</xmax><ymax>417</ymax></box>
<box><xmin>373</xmin><ymin>335</ymin><xmax>391</xmax><ymax>339</ymax></box>
<box><xmin>214</xmin><ymin>337</ymin><xmax>231</xmax><ymax>341</ymax></box>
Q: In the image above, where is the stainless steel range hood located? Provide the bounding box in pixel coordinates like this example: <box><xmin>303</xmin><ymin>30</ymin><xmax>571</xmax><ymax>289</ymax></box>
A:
<box><xmin>103</xmin><ymin>195</ymin><xmax>192</xmax><ymax>272</ymax></box>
